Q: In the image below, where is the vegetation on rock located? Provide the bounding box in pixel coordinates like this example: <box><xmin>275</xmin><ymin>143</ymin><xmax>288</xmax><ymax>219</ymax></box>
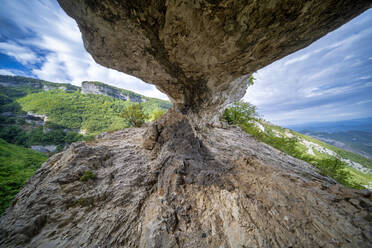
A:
<box><xmin>222</xmin><ymin>101</ymin><xmax>372</xmax><ymax>189</ymax></box>
<box><xmin>80</xmin><ymin>171</ymin><xmax>97</xmax><ymax>182</ymax></box>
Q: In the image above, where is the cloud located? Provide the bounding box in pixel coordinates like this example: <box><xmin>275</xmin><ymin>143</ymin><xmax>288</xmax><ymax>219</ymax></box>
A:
<box><xmin>284</xmin><ymin>53</ymin><xmax>311</xmax><ymax>66</ymax></box>
<box><xmin>0</xmin><ymin>69</ymin><xmax>15</xmax><ymax>76</ymax></box>
<box><xmin>244</xmin><ymin>9</ymin><xmax>372</xmax><ymax>125</ymax></box>
<box><xmin>0</xmin><ymin>42</ymin><xmax>40</xmax><ymax>65</ymax></box>
<box><xmin>0</xmin><ymin>0</ymin><xmax>168</xmax><ymax>100</ymax></box>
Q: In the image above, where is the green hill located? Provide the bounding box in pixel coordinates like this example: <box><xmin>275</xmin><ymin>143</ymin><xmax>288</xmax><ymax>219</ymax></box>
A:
<box><xmin>0</xmin><ymin>138</ymin><xmax>47</xmax><ymax>215</ymax></box>
<box><xmin>0</xmin><ymin>75</ymin><xmax>171</xmax><ymax>137</ymax></box>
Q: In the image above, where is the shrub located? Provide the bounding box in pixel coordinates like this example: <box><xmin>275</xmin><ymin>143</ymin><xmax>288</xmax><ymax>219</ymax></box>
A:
<box><xmin>222</xmin><ymin>101</ymin><xmax>258</xmax><ymax>125</ymax></box>
<box><xmin>121</xmin><ymin>103</ymin><xmax>147</xmax><ymax>127</ymax></box>
<box><xmin>80</xmin><ymin>170</ymin><xmax>97</xmax><ymax>182</ymax></box>
<box><xmin>149</xmin><ymin>107</ymin><xmax>167</xmax><ymax>121</ymax></box>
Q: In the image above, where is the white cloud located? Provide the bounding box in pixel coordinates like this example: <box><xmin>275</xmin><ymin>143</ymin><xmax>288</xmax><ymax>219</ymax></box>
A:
<box><xmin>0</xmin><ymin>69</ymin><xmax>15</xmax><ymax>76</ymax></box>
<box><xmin>358</xmin><ymin>76</ymin><xmax>372</xmax><ymax>80</ymax></box>
<box><xmin>0</xmin><ymin>0</ymin><xmax>168</xmax><ymax>100</ymax></box>
<box><xmin>284</xmin><ymin>54</ymin><xmax>310</xmax><ymax>66</ymax></box>
<box><xmin>244</xmin><ymin>9</ymin><xmax>372</xmax><ymax>125</ymax></box>
<box><xmin>0</xmin><ymin>42</ymin><xmax>40</xmax><ymax>65</ymax></box>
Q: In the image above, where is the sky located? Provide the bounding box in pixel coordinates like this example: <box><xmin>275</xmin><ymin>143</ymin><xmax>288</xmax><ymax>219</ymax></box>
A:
<box><xmin>0</xmin><ymin>0</ymin><xmax>371</xmax><ymax>126</ymax></box>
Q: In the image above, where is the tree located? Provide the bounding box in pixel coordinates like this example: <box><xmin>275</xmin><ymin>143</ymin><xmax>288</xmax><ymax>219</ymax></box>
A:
<box><xmin>149</xmin><ymin>107</ymin><xmax>167</xmax><ymax>121</ymax></box>
<box><xmin>222</xmin><ymin>101</ymin><xmax>258</xmax><ymax>125</ymax></box>
<box><xmin>121</xmin><ymin>103</ymin><xmax>147</xmax><ymax>127</ymax></box>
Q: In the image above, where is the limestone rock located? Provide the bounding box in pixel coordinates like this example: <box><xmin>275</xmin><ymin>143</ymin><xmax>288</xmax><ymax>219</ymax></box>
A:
<box><xmin>57</xmin><ymin>0</ymin><xmax>372</xmax><ymax>121</ymax></box>
<box><xmin>1</xmin><ymin>114</ymin><xmax>371</xmax><ymax>247</ymax></box>
<box><xmin>81</xmin><ymin>81</ymin><xmax>142</xmax><ymax>102</ymax></box>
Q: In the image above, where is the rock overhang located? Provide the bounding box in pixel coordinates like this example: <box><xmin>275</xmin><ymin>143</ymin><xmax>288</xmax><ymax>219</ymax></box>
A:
<box><xmin>57</xmin><ymin>0</ymin><xmax>372</xmax><ymax>120</ymax></box>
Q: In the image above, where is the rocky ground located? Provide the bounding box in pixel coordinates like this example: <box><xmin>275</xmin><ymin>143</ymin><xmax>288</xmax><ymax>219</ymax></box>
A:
<box><xmin>1</xmin><ymin>112</ymin><xmax>371</xmax><ymax>247</ymax></box>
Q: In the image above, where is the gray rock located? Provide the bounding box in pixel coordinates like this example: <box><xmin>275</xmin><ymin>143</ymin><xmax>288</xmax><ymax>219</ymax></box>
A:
<box><xmin>1</xmin><ymin>113</ymin><xmax>371</xmax><ymax>247</ymax></box>
<box><xmin>31</xmin><ymin>145</ymin><xmax>57</xmax><ymax>153</ymax></box>
<box><xmin>81</xmin><ymin>81</ymin><xmax>143</xmax><ymax>102</ymax></box>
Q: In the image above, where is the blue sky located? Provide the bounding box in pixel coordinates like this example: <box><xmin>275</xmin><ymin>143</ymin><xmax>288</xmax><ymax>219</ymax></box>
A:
<box><xmin>0</xmin><ymin>0</ymin><xmax>371</xmax><ymax>126</ymax></box>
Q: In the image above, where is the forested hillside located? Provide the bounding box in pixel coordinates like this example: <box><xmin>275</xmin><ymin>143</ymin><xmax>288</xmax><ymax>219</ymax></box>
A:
<box><xmin>0</xmin><ymin>139</ymin><xmax>47</xmax><ymax>214</ymax></box>
<box><xmin>0</xmin><ymin>75</ymin><xmax>171</xmax><ymax>138</ymax></box>
<box><xmin>17</xmin><ymin>90</ymin><xmax>166</xmax><ymax>135</ymax></box>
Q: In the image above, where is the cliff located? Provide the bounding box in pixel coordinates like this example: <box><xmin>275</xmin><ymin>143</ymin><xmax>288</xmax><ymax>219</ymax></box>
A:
<box><xmin>81</xmin><ymin>81</ymin><xmax>142</xmax><ymax>102</ymax></box>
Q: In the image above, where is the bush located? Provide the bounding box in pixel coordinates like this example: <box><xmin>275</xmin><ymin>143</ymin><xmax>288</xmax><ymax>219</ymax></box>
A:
<box><xmin>80</xmin><ymin>171</ymin><xmax>97</xmax><ymax>182</ymax></box>
<box><xmin>121</xmin><ymin>103</ymin><xmax>147</xmax><ymax>127</ymax></box>
<box><xmin>149</xmin><ymin>107</ymin><xmax>167</xmax><ymax>121</ymax></box>
<box><xmin>222</xmin><ymin>101</ymin><xmax>258</xmax><ymax>125</ymax></box>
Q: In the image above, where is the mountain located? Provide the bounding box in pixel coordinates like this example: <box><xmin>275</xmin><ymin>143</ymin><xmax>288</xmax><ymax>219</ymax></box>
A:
<box><xmin>0</xmin><ymin>75</ymin><xmax>171</xmax><ymax>135</ymax></box>
<box><xmin>0</xmin><ymin>75</ymin><xmax>79</xmax><ymax>93</ymax></box>
<box><xmin>302</xmin><ymin>130</ymin><xmax>372</xmax><ymax>159</ymax></box>
<box><xmin>81</xmin><ymin>81</ymin><xmax>142</xmax><ymax>102</ymax></box>
<box><xmin>286</xmin><ymin>118</ymin><xmax>372</xmax><ymax>159</ymax></box>
<box><xmin>287</xmin><ymin>117</ymin><xmax>372</xmax><ymax>133</ymax></box>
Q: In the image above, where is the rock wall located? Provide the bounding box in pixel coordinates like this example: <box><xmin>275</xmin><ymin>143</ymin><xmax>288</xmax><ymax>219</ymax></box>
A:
<box><xmin>0</xmin><ymin>113</ymin><xmax>371</xmax><ymax>247</ymax></box>
<box><xmin>81</xmin><ymin>81</ymin><xmax>142</xmax><ymax>102</ymax></box>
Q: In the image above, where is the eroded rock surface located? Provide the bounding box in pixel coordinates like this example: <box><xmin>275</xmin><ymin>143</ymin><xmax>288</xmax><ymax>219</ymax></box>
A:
<box><xmin>1</xmin><ymin>113</ymin><xmax>371</xmax><ymax>247</ymax></box>
<box><xmin>57</xmin><ymin>0</ymin><xmax>372</xmax><ymax>120</ymax></box>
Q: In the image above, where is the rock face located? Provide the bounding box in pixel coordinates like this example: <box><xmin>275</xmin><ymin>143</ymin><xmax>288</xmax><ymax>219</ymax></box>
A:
<box><xmin>81</xmin><ymin>81</ymin><xmax>142</xmax><ymax>102</ymax></box>
<box><xmin>1</xmin><ymin>113</ymin><xmax>372</xmax><ymax>247</ymax></box>
<box><xmin>57</xmin><ymin>0</ymin><xmax>372</xmax><ymax>122</ymax></box>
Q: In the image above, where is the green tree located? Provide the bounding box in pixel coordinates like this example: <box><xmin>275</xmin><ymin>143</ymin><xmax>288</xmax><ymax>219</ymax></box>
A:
<box><xmin>149</xmin><ymin>107</ymin><xmax>167</xmax><ymax>121</ymax></box>
<box><xmin>121</xmin><ymin>103</ymin><xmax>147</xmax><ymax>127</ymax></box>
<box><xmin>222</xmin><ymin>101</ymin><xmax>258</xmax><ymax>125</ymax></box>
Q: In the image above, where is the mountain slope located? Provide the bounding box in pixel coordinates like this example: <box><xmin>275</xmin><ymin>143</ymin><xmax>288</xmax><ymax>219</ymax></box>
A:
<box><xmin>302</xmin><ymin>130</ymin><xmax>372</xmax><ymax>159</ymax></box>
<box><xmin>0</xmin><ymin>75</ymin><xmax>171</xmax><ymax>136</ymax></box>
<box><xmin>242</xmin><ymin>119</ymin><xmax>372</xmax><ymax>189</ymax></box>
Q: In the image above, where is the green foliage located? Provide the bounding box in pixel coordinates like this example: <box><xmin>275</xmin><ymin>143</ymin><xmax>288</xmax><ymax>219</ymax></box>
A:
<box><xmin>0</xmin><ymin>138</ymin><xmax>47</xmax><ymax>215</ymax></box>
<box><xmin>222</xmin><ymin>101</ymin><xmax>258</xmax><ymax>125</ymax></box>
<box><xmin>120</xmin><ymin>103</ymin><xmax>147</xmax><ymax>127</ymax></box>
<box><xmin>248</xmin><ymin>74</ymin><xmax>255</xmax><ymax>86</ymax></box>
<box><xmin>80</xmin><ymin>171</ymin><xmax>97</xmax><ymax>182</ymax></box>
<box><xmin>17</xmin><ymin>90</ymin><xmax>169</xmax><ymax>135</ymax></box>
<box><xmin>0</xmin><ymin>126</ymin><xmax>83</xmax><ymax>147</ymax></box>
<box><xmin>149</xmin><ymin>107</ymin><xmax>167</xmax><ymax>121</ymax></box>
